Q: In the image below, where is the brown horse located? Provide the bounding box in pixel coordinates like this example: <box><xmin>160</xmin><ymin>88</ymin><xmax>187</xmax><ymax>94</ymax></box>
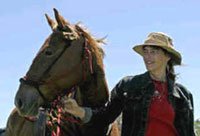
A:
<box><xmin>5</xmin><ymin>9</ymin><xmax>119</xmax><ymax>136</ymax></box>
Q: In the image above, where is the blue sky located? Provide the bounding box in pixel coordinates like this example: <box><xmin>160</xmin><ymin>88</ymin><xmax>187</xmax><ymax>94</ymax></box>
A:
<box><xmin>0</xmin><ymin>0</ymin><xmax>200</xmax><ymax>128</ymax></box>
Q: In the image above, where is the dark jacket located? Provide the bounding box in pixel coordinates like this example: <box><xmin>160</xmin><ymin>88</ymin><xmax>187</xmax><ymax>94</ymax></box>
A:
<box><xmin>88</xmin><ymin>72</ymin><xmax>196</xmax><ymax>136</ymax></box>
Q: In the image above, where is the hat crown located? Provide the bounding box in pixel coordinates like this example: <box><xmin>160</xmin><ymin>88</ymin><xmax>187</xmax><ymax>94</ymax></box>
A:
<box><xmin>133</xmin><ymin>32</ymin><xmax>182</xmax><ymax>65</ymax></box>
<box><xmin>144</xmin><ymin>32</ymin><xmax>174</xmax><ymax>48</ymax></box>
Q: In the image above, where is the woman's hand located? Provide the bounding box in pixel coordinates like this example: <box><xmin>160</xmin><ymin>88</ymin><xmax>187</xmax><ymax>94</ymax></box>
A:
<box><xmin>61</xmin><ymin>97</ymin><xmax>86</xmax><ymax>119</ymax></box>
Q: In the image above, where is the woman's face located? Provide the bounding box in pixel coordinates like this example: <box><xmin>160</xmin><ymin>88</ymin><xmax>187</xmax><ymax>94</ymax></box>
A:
<box><xmin>142</xmin><ymin>46</ymin><xmax>170</xmax><ymax>73</ymax></box>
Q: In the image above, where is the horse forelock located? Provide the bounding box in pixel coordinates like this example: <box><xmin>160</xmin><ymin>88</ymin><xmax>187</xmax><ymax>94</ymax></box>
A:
<box><xmin>35</xmin><ymin>36</ymin><xmax>51</xmax><ymax>57</ymax></box>
<box><xmin>41</xmin><ymin>36</ymin><xmax>50</xmax><ymax>49</ymax></box>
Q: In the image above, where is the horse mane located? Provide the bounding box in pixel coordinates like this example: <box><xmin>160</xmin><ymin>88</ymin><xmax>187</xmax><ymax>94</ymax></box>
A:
<box><xmin>74</xmin><ymin>24</ymin><xmax>106</xmax><ymax>72</ymax></box>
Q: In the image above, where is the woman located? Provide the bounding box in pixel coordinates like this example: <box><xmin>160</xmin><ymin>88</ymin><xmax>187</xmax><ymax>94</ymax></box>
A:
<box><xmin>62</xmin><ymin>32</ymin><xmax>196</xmax><ymax>136</ymax></box>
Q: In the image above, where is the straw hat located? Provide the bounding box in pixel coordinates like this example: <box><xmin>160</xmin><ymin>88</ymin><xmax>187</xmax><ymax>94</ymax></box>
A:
<box><xmin>133</xmin><ymin>32</ymin><xmax>182</xmax><ymax>65</ymax></box>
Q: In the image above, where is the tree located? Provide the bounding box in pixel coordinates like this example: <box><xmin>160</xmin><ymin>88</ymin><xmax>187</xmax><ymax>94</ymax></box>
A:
<box><xmin>195</xmin><ymin>118</ymin><xmax>200</xmax><ymax>136</ymax></box>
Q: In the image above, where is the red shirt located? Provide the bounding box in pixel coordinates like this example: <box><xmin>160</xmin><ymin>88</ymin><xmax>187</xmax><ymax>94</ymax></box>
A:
<box><xmin>145</xmin><ymin>80</ymin><xmax>179</xmax><ymax>136</ymax></box>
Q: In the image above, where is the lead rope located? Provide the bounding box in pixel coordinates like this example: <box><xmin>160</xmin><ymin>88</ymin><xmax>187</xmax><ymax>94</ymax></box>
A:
<box><xmin>56</xmin><ymin>108</ymin><xmax>61</xmax><ymax>136</ymax></box>
<box><xmin>48</xmin><ymin>92</ymin><xmax>83</xmax><ymax>136</ymax></box>
<box><xmin>50</xmin><ymin>98</ymin><xmax>61</xmax><ymax>136</ymax></box>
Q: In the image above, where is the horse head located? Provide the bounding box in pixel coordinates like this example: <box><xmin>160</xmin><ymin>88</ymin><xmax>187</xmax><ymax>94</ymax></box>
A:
<box><xmin>15</xmin><ymin>9</ymin><xmax>108</xmax><ymax>117</ymax></box>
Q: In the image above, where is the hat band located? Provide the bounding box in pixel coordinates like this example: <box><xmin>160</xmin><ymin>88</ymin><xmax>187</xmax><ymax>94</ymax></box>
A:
<box><xmin>144</xmin><ymin>39</ymin><xmax>174</xmax><ymax>48</ymax></box>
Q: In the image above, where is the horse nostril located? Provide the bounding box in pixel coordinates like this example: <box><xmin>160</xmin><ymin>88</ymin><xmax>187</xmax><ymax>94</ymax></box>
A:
<box><xmin>15</xmin><ymin>98</ymin><xmax>24</xmax><ymax>110</ymax></box>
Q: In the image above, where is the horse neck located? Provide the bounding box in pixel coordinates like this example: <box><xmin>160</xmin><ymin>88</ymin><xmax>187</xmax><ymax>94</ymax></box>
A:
<box><xmin>77</xmin><ymin>66</ymin><xmax>109</xmax><ymax>108</ymax></box>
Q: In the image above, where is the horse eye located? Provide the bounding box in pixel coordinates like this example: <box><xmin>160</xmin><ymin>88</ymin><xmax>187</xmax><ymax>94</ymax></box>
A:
<box><xmin>45</xmin><ymin>50</ymin><xmax>53</xmax><ymax>56</ymax></box>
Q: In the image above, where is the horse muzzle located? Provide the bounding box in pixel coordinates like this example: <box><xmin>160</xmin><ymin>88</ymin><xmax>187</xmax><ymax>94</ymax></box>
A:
<box><xmin>15</xmin><ymin>84</ymin><xmax>41</xmax><ymax>117</ymax></box>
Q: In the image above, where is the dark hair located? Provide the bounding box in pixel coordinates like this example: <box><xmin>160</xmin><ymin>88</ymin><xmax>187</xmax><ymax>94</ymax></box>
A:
<box><xmin>162</xmin><ymin>49</ymin><xmax>176</xmax><ymax>81</ymax></box>
<box><xmin>166</xmin><ymin>60</ymin><xmax>176</xmax><ymax>81</ymax></box>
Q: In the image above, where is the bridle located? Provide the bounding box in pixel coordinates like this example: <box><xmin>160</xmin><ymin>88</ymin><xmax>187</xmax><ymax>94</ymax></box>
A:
<box><xmin>21</xmin><ymin>31</ymin><xmax>93</xmax><ymax>135</ymax></box>
<box><xmin>19</xmin><ymin>31</ymin><xmax>94</xmax><ymax>107</ymax></box>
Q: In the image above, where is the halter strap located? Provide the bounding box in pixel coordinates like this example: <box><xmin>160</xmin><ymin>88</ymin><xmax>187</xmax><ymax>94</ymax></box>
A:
<box><xmin>19</xmin><ymin>37</ymin><xmax>94</xmax><ymax>106</ymax></box>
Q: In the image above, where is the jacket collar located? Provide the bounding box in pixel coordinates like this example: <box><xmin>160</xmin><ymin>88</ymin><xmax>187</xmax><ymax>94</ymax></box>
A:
<box><xmin>167</xmin><ymin>76</ymin><xmax>181</xmax><ymax>98</ymax></box>
<box><xmin>143</xmin><ymin>71</ymin><xmax>181</xmax><ymax>98</ymax></box>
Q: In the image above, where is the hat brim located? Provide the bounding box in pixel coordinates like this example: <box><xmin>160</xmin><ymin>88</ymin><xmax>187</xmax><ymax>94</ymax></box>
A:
<box><xmin>133</xmin><ymin>43</ymin><xmax>182</xmax><ymax>65</ymax></box>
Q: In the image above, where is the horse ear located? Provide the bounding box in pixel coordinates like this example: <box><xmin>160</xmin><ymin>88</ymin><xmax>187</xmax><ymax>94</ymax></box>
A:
<box><xmin>45</xmin><ymin>13</ymin><xmax>57</xmax><ymax>30</ymax></box>
<box><xmin>53</xmin><ymin>8</ymin><xmax>72</xmax><ymax>32</ymax></box>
